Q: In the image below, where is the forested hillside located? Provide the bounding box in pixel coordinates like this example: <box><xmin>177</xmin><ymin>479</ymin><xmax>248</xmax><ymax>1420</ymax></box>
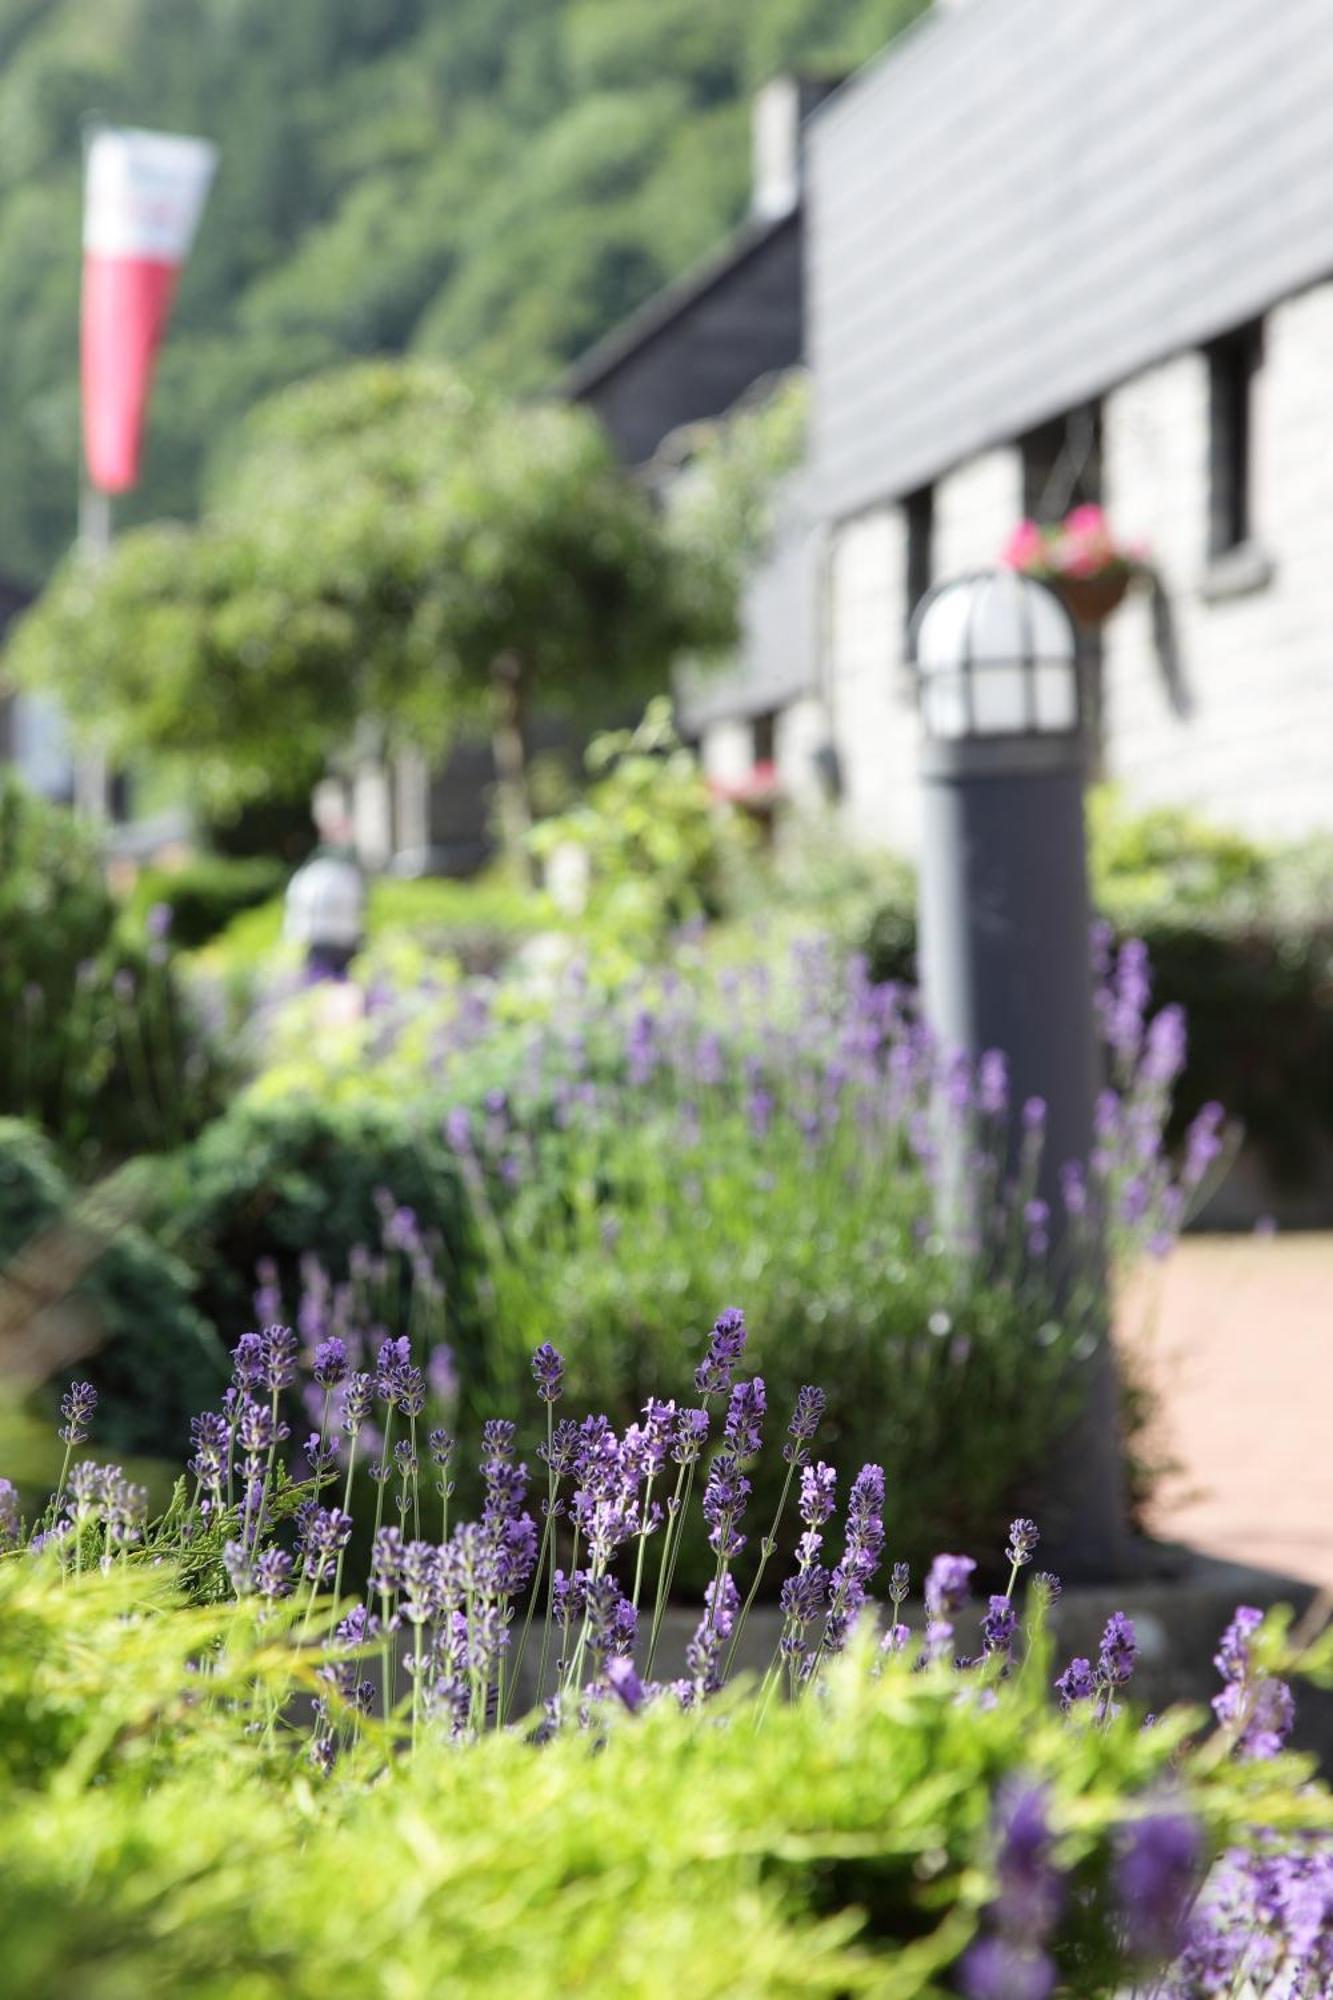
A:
<box><xmin>0</xmin><ymin>0</ymin><xmax>925</xmax><ymax>585</ymax></box>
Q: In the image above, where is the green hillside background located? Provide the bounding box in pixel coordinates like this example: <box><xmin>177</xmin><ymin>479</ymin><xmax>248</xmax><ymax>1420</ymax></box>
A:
<box><xmin>0</xmin><ymin>0</ymin><xmax>925</xmax><ymax>588</ymax></box>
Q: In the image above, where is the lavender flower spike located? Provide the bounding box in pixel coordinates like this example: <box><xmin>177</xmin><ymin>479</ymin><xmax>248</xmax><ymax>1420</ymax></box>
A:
<box><xmin>58</xmin><ymin>1381</ymin><xmax>98</xmax><ymax>1446</ymax></box>
<box><xmin>530</xmin><ymin>1342</ymin><xmax>564</xmax><ymax>1404</ymax></box>
<box><xmin>694</xmin><ymin>1307</ymin><xmax>747</xmax><ymax>1399</ymax></box>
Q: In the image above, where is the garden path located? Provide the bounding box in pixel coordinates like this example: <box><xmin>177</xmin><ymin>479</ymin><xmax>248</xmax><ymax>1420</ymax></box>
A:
<box><xmin>1122</xmin><ymin>1233</ymin><xmax>1333</xmax><ymax>1590</ymax></box>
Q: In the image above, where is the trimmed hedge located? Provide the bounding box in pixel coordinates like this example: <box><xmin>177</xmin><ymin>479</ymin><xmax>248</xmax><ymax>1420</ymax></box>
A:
<box><xmin>127</xmin><ymin>854</ymin><xmax>287</xmax><ymax>951</ymax></box>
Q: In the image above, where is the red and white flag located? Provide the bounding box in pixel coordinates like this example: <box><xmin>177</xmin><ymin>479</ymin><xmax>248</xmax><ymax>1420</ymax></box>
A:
<box><xmin>81</xmin><ymin>126</ymin><xmax>217</xmax><ymax>495</ymax></box>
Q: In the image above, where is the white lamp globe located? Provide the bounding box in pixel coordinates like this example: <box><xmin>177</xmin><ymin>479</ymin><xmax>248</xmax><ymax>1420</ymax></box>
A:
<box><xmin>910</xmin><ymin>569</ymin><xmax>1078</xmax><ymax>740</ymax></box>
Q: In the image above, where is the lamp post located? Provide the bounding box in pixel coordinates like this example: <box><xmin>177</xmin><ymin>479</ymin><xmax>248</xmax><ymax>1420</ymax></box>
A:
<box><xmin>908</xmin><ymin>567</ymin><xmax>1127</xmax><ymax>1578</ymax></box>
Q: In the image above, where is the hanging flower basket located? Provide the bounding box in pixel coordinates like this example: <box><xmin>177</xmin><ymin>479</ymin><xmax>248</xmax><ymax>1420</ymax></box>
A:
<box><xmin>1053</xmin><ymin>565</ymin><xmax>1132</xmax><ymax>629</ymax></box>
<box><xmin>1000</xmin><ymin>506</ymin><xmax>1147</xmax><ymax>629</ymax></box>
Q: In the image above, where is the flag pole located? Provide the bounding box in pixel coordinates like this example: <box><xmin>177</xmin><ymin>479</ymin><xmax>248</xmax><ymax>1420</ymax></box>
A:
<box><xmin>75</xmin><ymin>112</ymin><xmax>111</xmax><ymax>823</ymax></box>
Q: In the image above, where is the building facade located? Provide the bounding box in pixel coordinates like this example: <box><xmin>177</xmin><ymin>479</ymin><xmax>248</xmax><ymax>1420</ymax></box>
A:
<box><xmin>678</xmin><ymin>0</ymin><xmax>1333</xmax><ymax>853</ymax></box>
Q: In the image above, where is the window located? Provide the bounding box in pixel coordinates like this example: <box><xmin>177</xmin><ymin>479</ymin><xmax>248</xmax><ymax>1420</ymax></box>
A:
<box><xmin>1207</xmin><ymin>322</ymin><xmax>1262</xmax><ymax>558</ymax></box>
<box><xmin>751</xmin><ymin>709</ymin><xmax>777</xmax><ymax>767</ymax></box>
<box><xmin>903</xmin><ymin>485</ymin><xmax>934</xmax><ymax>634</ymax></box>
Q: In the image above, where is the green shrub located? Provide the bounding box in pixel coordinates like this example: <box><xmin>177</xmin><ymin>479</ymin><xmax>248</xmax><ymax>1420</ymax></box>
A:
<box><xmin>0</xmin><ymin>1119</ymin><xmax>225</xmax><ymax>1459</ymax></box>
<box><xmin>0</xmin><ymin>1556</ymin><xmax>1327</xmax><ymax>2000</ymax></box>
<box><xmin>141</xmin><ymin>1095</ymin><xmax>479</xmax><ymax>1365</ymax></box>
<box><xmin>126</xmin><ymin>853</ymin><xmax>287</xmax><ymax>950</ymax></box>
<box><xmin>530</xmin><ymin>699</ymin><xmax>752</xmax><ymax>961</ymax></box>
<box><xmin>0</xmin><ymin>775</ymin><xmax>229</xmax><ymax>1170</ymax></box>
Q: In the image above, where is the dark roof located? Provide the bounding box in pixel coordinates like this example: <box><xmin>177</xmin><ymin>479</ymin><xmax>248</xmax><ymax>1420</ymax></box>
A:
<box><xmin>809</xmin><ymin>0</ymin><xmax>1333</xmax><ymax>519</ymax></box>
<box><xmin>561</xmin><ymin>208</ymin><xmax>800</xmax><ymax>397</ymax></box>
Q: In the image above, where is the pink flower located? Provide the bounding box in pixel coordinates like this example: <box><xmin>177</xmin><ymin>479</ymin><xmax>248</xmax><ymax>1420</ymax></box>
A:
<box><xmin>1063</xmin><ymin>503</ymin><xmax>1109</xmax><ymax>538</ymax></box>
<box><xmin>1001</xmin><ymin>519</ymin><xmax>1049</xmax><ymax>572</ymax></box>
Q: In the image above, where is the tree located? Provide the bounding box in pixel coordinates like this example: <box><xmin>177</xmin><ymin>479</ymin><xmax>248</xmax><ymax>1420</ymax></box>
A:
<box><xmin>4</xmin><ymin>361</ymin><xmax>735</xmax><ymax>871</ymax></box>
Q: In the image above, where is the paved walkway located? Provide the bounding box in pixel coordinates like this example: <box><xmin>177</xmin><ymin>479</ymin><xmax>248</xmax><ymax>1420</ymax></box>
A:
<box><xmin>1120</xmin><ymin>1233</ymin><xmax>1333</xmax><ymax>1590</ymax></box>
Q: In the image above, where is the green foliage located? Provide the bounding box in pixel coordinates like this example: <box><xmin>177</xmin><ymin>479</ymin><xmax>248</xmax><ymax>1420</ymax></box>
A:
<box><xmin>7</xmin><ymin>363</ymin><xmax>729</xmax><ymax>815</ymax></box>
<box><xmin>530</xmin><ymin>699</ymin><xmax>752</xmax><ymax>956</ymax></box>
<box><xmin>0</xmin><ymin>0</ymin><xmax>930</xmax><ymax>585</ymax></box>
<box><xmin>126</xmin><ymin>853</ymin><xmax>288</xmax><ymax>950</ymax></box>
<box><xmin>0</xmin><ymin>773</ymin><xmax>228</xmax><ymax>1168</ymax></box>
<box><xmin>1087</xmin><ymin>789</ymin><xmax>1272</xmax><ymax>922</ymax></box>
<box><xmin>0</xmin><ymin>1559</ymin><xmax>1328</xmax><ymax>1999</ymax></box>
<box><xmin>667</xmin><ymin>370</ymin><xmax>810</xmax><ymax>600</ymax></box>
<box><xmin>0</xmin><ymin>1119</ymin><xmax>225</xmax><ymax>1459</ymax></box>
<box><xmin>140</xmin><ymin>1094</ymin><xmax>478</xmax><ymax>1366</ymax></box>
<box><xmin>473</xmin><ymin>1094</ymin><xmax>1086</xmax><ymax>1589</ymax></box>
<box><xmin>851</xmin><ymin>796</ymin><xmax>1333</xmax><ymax>1186</ymax></box>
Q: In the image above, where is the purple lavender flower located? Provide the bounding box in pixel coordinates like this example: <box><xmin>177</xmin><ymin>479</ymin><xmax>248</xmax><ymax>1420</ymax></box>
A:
<box><xmin>304</xmin><ymin>1433</ymin><xmax>338</xmax><ymax>1480</ymax></box>
<box><xmin>958</xmin><ymin>1937</ymin><xmax>1055</xmax><ymax>2000</ymax></box>
<box><xmin>257</xmin><ymin>1324</ymin><xmax>299</xmax><ymax>1395</ymax></box>
<box><xmin>686</xmin><ymin>1571</ymin><xmax>739</xmax><ymax>1692</ymax></box>
<box><xmin>236</xmin><ymin>1397</ymin><xmax>285</xmax><ymax>1457</ymax></box>
<box><xmin>823</xmin><ymin>1463</ymin><xmax>885</xmax><ymax>1654</ymax></box>
<box><xmin>780</xmin><ymin>1564</ymin><xmax>827</xmax><ymax>1645</ymax></box>
<box><xmin>540</xmin><ymin>1418</ymin><xmax>581</xmax><ymax>1478</ymax></box>
<box><xmin>400</xmin><ymin>1540</ymin><xmax>443</xmax><ymax>1625</ymax></box>
<box><xmin>800</xmin><ymin>1461</ymin><xmax>836</xmax><ymax>1530</ymax></box>
<box><xmin>341</xmin><ymin>1372</ymin><xmax>375</xmax><ymax>1437</ymax></box>
<box><xmin>530</xmin><ymin>1343</ymin><xmax>564</xmax><ymax>1404</ymax></box>
<box><xmin>1214</xmin><ymin>1603</ymin><xmax>1262</xmax><ymax>1684</ymax></box>
<box><xmin>782</xmin><ymin>1385</ymin><xmax>825</xmax><ymax>1465</ymax></box>
<box><xmin>722</xmin><ymin>1377</ymin><xmax>766</xmax><ymax>1460</ymax></box>
<box><xmin>923</xmin><ymin>1552</ymin><xmax>975</xmax><ymax>1664</ymax></box>
<box><xmin>58</xmin><ymin>1381</ymin><xmax>98</xmax><ymax>1446</ymax></box>
<box><xmin>1055</xmin><ymin>1656</ymin><xmax>1096</xmax><ymax>1709</ymax></box>
<box><xmin>606</xmin><ymin>1654</ymin><xmax>645</xmax><ymax>1713</ymax></box>
<box><xmin>994</xmin><ymin>1781</ymin><xmax>1062</xmax><ymax>1937</ymax></box>
<box><xmin>671</xmin><ymin>1407</ymin><xmax>710</xmax><ymax>1465</ymax></box>
<box><xmin>1006</xmin><ymin>1519</ymin><xmax>1039</xmax><ymax>1571</ymax></box>
<box><xmin>1059</xmin><ymin>1160</ymin><xmax>1087</xmax><ymax>1220</ymax></box>
<box><xmin>694</xmin><ymin>1307</ymin><xmax>747</xmax><ymax>1399</ymax></box>
<box><xmin>1211</xmin><ymin>1610</ymin><xmax>1296</xmax><ymax>1759</ymax></box>
<box><xmin>428</xmin><ymin>1427</ymin><xmax>454</xmax><ymax>1469</ymax></box>
<box><xmin>1116</xmin><ymin>1809</ymin><xmax>1202</xmax><ymax>1960</ymax></box>
<box><xmin>1098</xmin><ymin>1611</ymin><xmax>1138</xmax><ymax>1691</ymax></box>
<box><xmin>585</xmin><ymin>1574</ymin><xmax>637</xmax><ymax>1662</ymax></box>
<box><xmin>370</xmin><ymin>1526</ymin><xmax>405</xmax><ymax>1598</ymax></box>
<box><xmin>375</xmin><ymin>1337</ymin><xmax>414</xmax><ymax>1407</ymax></box>
<box><xmin>313</xmin><ymin>1338</ymin><xmax>348</xmax><ymax>1389</ymax></box>
<box><xmin>1182</xmin><ymin>1101</ymin><xmax>1226</xmax><ymax>1190</ymax></box>
<box><xmin>925</xmin><ymin>1553</ymin><xmax>975</xmax><ymax>1621</ymax></box>
<box><xmin>298</xmin><ymin>1506</ymin><xmax>353</xmax><ymax>1577</ymax></box>
<box><xmin>254</xmin><ymin>1547</ymin><xmax>294</xmax><ymax>1601</ymax></box>
<box><xmin>701</xmin><ymin>1453</ymin><xmax>751</xmax><ymax>1561</ymax></box>
<box><xmin>231</xmin><ymin>1332</ymin><xmax>266</xmax><ymax>1394</ymax></box>
<box><xmin>981</xmin><ymin>1596</ymin><xmax>1017</xmax><ymax>1661</ymax></box>
<box><xmin>977</xmin><ymin>1048</ymin><xmax>1008</xmax><ymax>1116</ymax></box>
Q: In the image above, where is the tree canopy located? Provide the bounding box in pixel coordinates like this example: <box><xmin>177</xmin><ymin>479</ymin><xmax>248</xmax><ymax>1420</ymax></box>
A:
<box><xmin>0</xmin><ymin>0</ymin><xmax>928</xmax><ymax>585</ymax></box>
<box><xmin>5</xmin><ymin>362</ymin><xmax>736</xmax><ymax>830</ymax></box>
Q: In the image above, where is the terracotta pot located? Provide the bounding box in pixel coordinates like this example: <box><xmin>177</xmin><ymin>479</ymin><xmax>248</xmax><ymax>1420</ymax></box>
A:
<box><xmin>1054</xmin><ymin>566</ymin><xmax>1132</xmax><ymax>629</ymax></box>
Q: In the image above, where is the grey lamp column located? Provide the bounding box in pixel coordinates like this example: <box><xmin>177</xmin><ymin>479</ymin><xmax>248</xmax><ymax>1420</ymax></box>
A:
<box><xmin>911</xmin><ymin>570</ymin><xmax>1127</xmax><ymax>1580</ymax></box>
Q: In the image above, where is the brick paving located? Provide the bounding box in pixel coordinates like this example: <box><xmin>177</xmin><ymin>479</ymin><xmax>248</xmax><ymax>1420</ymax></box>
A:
<box><xmin>1120</xmin><ymin>1233</ymin><xmax>1333</xmax><ymax>1590</ymax></box>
